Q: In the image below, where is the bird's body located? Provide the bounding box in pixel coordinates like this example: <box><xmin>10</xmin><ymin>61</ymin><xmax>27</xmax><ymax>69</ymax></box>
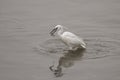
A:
<box><xmin>60</xmin><ymin>31</ymin><xmax>86</xmax><ymax>49</ymax></box>
<box><xmin>50</xmin><ymin>25</ymin><xmax>86</xmax><ymax>50</ymax></box>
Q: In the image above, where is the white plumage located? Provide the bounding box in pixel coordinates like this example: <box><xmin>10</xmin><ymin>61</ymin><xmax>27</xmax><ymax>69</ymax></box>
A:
<box><xmin>50</xmin><ymin>25</ymin><xmax>86</xmax><ymax>50</ymax></box>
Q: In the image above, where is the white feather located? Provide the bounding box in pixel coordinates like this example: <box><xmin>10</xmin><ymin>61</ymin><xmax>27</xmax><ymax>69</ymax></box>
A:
<box><xmin>50</xmin><ymin>25</ymin><xmax>86</xmax><ymax>50</ymax></box>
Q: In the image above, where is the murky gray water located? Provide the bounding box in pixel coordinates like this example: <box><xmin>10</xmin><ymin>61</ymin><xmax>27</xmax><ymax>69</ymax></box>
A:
<box><xmin>0</xmin><ymin>0</ymin><xmax>120</xmax><ymax>80</ymax></box>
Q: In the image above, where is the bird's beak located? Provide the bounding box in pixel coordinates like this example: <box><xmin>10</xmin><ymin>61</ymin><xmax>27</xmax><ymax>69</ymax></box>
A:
<box><xmin>49</xmin><ymin>27</ymin><xmax>58</xmax><ymax>36</ymax></box>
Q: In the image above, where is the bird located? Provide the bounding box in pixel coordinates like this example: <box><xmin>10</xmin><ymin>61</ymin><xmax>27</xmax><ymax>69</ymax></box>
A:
<box><xmin>49</xmin><ymin>25</ymin><xmax>86</xmax><ymax>50</ymax></box>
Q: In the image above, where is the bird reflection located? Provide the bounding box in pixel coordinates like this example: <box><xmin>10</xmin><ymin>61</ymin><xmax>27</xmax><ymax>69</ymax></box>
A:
<box><xmin>49</xmin><ymin>48</ymin><xmax>86</xmax><ymax>77</ymax></box>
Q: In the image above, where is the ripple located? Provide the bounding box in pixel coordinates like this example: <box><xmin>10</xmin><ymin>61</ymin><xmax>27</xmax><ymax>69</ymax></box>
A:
<box><xmin>34</xmin><ymin>37</ymin><xmax>120</xmax><ymax>60</ymax></box>
<box><xmin>84</xmin><ymin>37</ymin><xmax>120</xmax><ymax>59</ymax></box>
<box><xmin>33</xmin><ymin>37</ymin><xmax>120</xmax><ymax>77</ymax></box>
<box><xmin>38</xmin><ymin>39</ymin><xmax>67</xmax><ymax>54</ymax></box>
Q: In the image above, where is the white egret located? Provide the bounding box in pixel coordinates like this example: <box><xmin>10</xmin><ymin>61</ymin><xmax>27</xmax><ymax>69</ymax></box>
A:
<box><xmin>50</xmin><ymin>25</ymin><xmax>86</xmax><ymax>50</ymax></box>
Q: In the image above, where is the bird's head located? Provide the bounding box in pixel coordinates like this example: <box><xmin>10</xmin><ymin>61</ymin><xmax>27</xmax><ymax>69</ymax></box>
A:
<box><xmin>50</xmin><ymin>25</ymin><xmax>63</xmax><ymax>36</ymax></box>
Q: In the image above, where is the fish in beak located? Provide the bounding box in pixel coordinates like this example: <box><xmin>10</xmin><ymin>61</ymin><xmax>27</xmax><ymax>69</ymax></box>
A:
<box><xmin>49</xmin><ymin>27</ymin><xmax>58</xmax><ymax>36</ymax></box>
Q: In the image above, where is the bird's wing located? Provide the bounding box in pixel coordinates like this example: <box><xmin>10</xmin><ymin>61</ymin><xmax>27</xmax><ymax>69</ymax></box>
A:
<box><xmin>62</xmin><ymin>31</ymin><xmax>78</xmax><ymax>38</ymax></box>
<box><xmin>61</xmin><ymin>31</ymin><xmax>86</xmax><ymax>46</ymax></box>
<box><xmin>62</xmin><ymin>31</ymin><xmax>83</xmax><ymax>40</ymax></box>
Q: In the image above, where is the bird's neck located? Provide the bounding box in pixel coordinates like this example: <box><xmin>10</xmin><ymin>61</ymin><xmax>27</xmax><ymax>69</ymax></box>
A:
<box><xmin>57</xmin><ymin>28</ymin><xmax>64</xmax><ymax>37</ymax></box>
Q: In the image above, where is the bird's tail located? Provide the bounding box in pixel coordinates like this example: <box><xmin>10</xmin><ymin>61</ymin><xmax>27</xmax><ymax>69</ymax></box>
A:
<box><xmin>81</xmin><ymin>44</ymin><xmax>86</xmax><ymax>49</ymax></box>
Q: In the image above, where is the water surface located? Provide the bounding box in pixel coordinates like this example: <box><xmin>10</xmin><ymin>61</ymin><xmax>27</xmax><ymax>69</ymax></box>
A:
<box><xmin>0</xmin><ymin>0</ymin><xmax>120</xmax><ymax>80</ymax></box>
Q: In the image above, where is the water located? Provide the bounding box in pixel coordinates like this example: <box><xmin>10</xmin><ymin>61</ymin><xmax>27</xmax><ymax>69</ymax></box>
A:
<box><xmin>0</xmin><ymin>0</ymin><xmax>120</xmax><ymax>80</ymax></box>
